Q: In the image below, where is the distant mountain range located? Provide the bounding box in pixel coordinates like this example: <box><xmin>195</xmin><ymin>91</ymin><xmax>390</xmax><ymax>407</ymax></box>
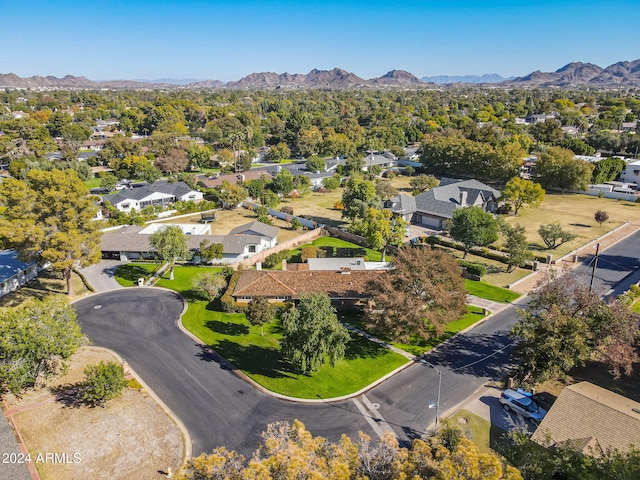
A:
<box><xmin>421</xmin><ymin>74</ymin><xmax>514</xmax><ymax>84</ymax></box>
<box><xmin>1</xmin><ymin>59</ymin><xmax>639</xmax><ymax>90</ymax></box>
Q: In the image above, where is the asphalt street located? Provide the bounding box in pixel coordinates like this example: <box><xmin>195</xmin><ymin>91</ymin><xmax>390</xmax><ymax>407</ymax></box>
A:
<box><xmin>74</xmin><ymin>289</ymin><xmax>377</xmax><ymax>457</ymax></box>
<box><xmin>73</xmin><ymin>229</ymin><xmax>640</xmax><ymax>456</ymax></box>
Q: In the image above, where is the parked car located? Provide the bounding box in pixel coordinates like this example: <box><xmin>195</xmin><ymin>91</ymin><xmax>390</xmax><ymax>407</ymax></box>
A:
<box><xmin>499</xmin><ymin>389</ymin><xmax>547</xmax><ymax>425</ymax></box>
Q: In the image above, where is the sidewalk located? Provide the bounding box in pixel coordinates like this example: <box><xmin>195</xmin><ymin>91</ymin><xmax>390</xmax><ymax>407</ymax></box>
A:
<box><xmin>509</xmin><ymin>221</ymin><xmax>640</xmax><ymax>295</ymax></box>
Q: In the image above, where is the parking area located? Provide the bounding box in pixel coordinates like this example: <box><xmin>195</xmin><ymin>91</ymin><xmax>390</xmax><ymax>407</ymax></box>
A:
<box><xmin>460</xmin><ymin>387</ymin><xmax>536</xmax><ymax>433</ymax></box>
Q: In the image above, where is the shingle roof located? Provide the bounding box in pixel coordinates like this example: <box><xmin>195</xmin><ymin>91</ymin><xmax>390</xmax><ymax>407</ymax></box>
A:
<box><xmin>412</xmin><ymin>178</ymin><xmax>500</xmax><ymax>219</ymax></box>
<box><xmin>531</xmin><ymin>382</ymin><xmax>640</xmax><ymax>455</ymax></box>
<box><xmin>229</xmin><ymin>220</ymin><xmax>279</xmax><ymax>239</ymax></box>
<box><xmin>102</xmin><ymin>180</ymin><xmax>195</xmax><ymax>204</ymax></box>
<box><xmin>0</xmin><ymin>250</ymin><xmax>36</xmax><ymax>283</ymax></box>
<box><xmin>232</xmin><ymin>270</ymin><xmax>383</xmax><ymax>299</ymax></box>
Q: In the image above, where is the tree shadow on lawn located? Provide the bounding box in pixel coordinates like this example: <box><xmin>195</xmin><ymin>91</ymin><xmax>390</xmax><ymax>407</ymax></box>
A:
<box><xmin>116</xmin><ymin>264</ymin><xmax>154</xmax><ymax>283</ymax></box>
<box><xmin>198</xmin><ymin>339</ymin><xmax>295</xmax><ymax>379</ymax></box>
<box><xmin>570</xmin><ymin>223</ymin><xmax>592</xmax><ymax>228</ymax></box>
<box><xmin>181</xmin><ymin>288</ymin><xmax>210</xmax><ymax>303</ymax></box>
<box><xmin>205</xmin><ymin>320</ymin><xmax>249</xmax><ymax>336</ymax></box>
<box><xmin>49</xmin><ymin>383</ymin><xmax>83</xmax><ymax>408</ymax></box>
<box><xmin>343</xmin><ymin>333</ymin><xmax>387</xmax><ymax>360</ymax></box>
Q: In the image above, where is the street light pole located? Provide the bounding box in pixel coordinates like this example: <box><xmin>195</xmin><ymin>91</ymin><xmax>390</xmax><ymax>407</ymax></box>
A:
<box><xmin>421</xmin><ymin>359</ymin><xmax>442</xmax><ymax>430</ymax></box>
<box><xmin>590</xmin><ymin>243</ymin><xmax>600</xmax><ymax>292</ymax></box>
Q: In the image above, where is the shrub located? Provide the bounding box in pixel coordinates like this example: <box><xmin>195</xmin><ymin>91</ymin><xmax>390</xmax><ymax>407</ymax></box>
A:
<box><xmin>80</xmin><ymin>361</ymin><xmax>128</xmax><ymax>407</ymax></box>
<box><xmin>263</xmin><ymin>250</ymin><xmax>292</xmax><ymax>269</ymax></box>
<box><xmin>220</xmin><ymin>271</ymin><xmax>241</xmax><ymax>312</ymax></box>
<box><xmin>291</xmin><ymin>218</ymin><xmax>302</xmax><ymax>230</ymax></box>
<box><xmin>280</xmin><ymin>206</ymin><xmax>294</xmax><ymax>215</ymax></box>
<box><xmin>458</xmin><ymin>260</ymin><xmax>486</xmax><ymax>277</ymax></box>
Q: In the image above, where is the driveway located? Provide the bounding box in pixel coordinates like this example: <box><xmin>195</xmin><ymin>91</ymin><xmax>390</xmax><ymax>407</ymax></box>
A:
<box><xmin>74</xmin><ymin>289</ymin><xmax>377</xmax><ymax>456</ymax></box>
<box><xmin>79</xmin><ymin>260</ymin><xmax>125</xmax><ymax>293</ymax></box>
<box><xmin>461</xmin><ymin>387</ymin><xmax>534</xmax><ymax>433</ymax></box>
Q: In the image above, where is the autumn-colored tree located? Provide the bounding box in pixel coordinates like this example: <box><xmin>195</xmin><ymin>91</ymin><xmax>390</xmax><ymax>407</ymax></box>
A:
<box><xmin>350</xmin><ymin>208</ymin><xmax>406</xmax><ymax>261</ymax></box>
<box><xmin>367</xmin><ymin>246</ymin><xmax>466</xmax><ymax>342</ymax></box>
<box><xmin>594</xmin><ymin>210</ymin><xmax>609</xmax><ymax>226</ymax></box>
<box><xmin>178</xmin><ymin>420</ymin><xmax>523</xmax><ymax>480</ymax></box>
<box><xmin>501</xmin><ymin>177</ymin><xmax>545</xmax><ymax>215</ymax></box>
<box><xmin>245</xmin><ymin>297</ymin><xmax>276</xmax><ymax>336</ymax></box>
<box><xmin>155</xmin><ymin>147</ymin><xmax>189</xmax><ymax>174</ymax></box>
<box><xmin>0</xmin><ymin>168</ymin><xmax>102</xmax><ymax>295</ymax></box>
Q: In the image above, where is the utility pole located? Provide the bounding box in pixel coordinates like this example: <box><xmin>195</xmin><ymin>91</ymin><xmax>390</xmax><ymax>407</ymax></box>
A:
<box><xmin>590</xmin><ymin>243</ymin><xmax>600</xmax><ymax>292</ymax></box>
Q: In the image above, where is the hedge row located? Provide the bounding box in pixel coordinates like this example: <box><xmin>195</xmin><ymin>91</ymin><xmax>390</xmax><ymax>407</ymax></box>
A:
<box><xmin>457</xmin><ymin>260</ymin><xmax>486</xmax><ymax>277</ymax></box>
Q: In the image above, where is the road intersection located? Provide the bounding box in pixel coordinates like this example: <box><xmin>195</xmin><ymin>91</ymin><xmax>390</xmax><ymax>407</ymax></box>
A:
<box><xmin>74</xmin><ymin>229</ymin><xmax>640</xmax><ymax>456</ymax></box>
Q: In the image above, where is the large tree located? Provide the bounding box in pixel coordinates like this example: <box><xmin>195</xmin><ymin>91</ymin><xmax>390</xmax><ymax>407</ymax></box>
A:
<box><xmin>450</xmin><ymin>206</ymin><xmax>499</xmax><ymax>258</ymax></box>
<box><xmin>502</xmin><ymin>223</ymin><xmax>531</xmax><ymax>273</ymax></box>
<box><xmin>280</xmin><ymin>294</ymin><xmax>350</xmax><ymax>374</ymax></box>
<box><xmin>511</xmin><ymin>273</ymin><xmax>640</xmax><ymax>384</ymax></box>
<box><xmin>534</xmin><ymin>146</ymin><xmax>595</xmax><ymax>191</ymax></box>
<box><xmin>350</xmin><ymin>208</ymin><xmax>406</xmax><ymax>261</ymax></box>
<box><xmin>245</xmin><ymin>297</ymin><xmax>276</xmax><ymax>336</ymax></box>
<box><xmin>340</xmin><ymin>174</ymin><xmax>379</xmax><ymax>220</ymax></box>
<box><xmin>0</xmin><ymin>168</ymin><xmax>102</xmax><ymax>295</ymax></box>
<box><xmin>501</xmin><ymin>177</ymin><xmax>545</xmax><ymax>215</ymax></box>
<box><xmin>0</xmin><ymin>295</ymin><xmax>86</xmax><ymax>394</ymax></box>
<box><xmin>367</xmin><ymin>246</ymin><xmax>467</xmax><ymax>342</ymax></box>
<box><xmin>149</xmin><ymin>225</ymin><xmax>193</xmax><ymax>280</ymax></box>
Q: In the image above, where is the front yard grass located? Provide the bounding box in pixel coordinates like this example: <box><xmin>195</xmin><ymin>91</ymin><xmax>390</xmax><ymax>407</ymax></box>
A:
<box><xmin>502</xmin><ymin>192</ymin><xmax>640</xmax><ymax>257</ymax></box>
<box><xmin>449</xmin><ymin>409</ymin><xmax>507</xmax><ymax>455</ymax></box>
<box><xmin>289</xmin><ymin>236</ymin><xmax>383</xmax><ymax>262</ymax></box>
<box><xmin>465</xmin><ymin>280</ymin><xmax>521</xmax><ymax>303</ymax></box>
<box><xmin>343</xmin><ymin>305</ymin><xmax>487</xmax><ymax>357</ymax></box>
<box><xmin>119</xmin><ymin>265</ymin><xmax>409</xmax><ymax>399</ymax></box>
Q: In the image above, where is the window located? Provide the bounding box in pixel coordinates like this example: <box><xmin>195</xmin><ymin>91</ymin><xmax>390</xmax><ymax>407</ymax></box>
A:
<box><xmin>248</xmin><ymin>245</ymin><xmax>256</xmax><ymax>253</ymax></box>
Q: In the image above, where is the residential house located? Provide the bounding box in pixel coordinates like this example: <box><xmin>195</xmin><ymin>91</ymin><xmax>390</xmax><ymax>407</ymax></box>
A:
<box><xmin>232</xmin><ymin>269</ymin><xmax>383</xmax><ymax>308</ymax></box>
<box><xmin>0</xmin><ymin>250</ymin><xmax>39</xmax><ymax>298</ymax></box>
<box><xmin>385</xmin><ymin>178</ymin><xmax>501</xmax><ymax>229</ymax></box>
<box><xmin>283</xmin><ymin>257</ymin><xmax>390</xmax><ymax>271</ymax></box>
<box><xmin>620</xmin><ymin>160</ymin><xmax>640</xmax><ymax>186</ymax></box>
<box><xmin>531</xmin><ymin>382</ymin><xmax>640</xmax><ymax>456</ymax></box>
<box><xmin>101</xmin><ymin>180</ymin><xmax>204</xmax><ymax>212</ymax></box>
<box><xmin>100</xmin><ymin>220</ymin><xmax>278</xmax><ymax>264</ymax></box>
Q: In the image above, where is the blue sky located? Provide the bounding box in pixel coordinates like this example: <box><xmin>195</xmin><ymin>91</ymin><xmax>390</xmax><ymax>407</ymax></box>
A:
<box><xmin>2</xmin><ymin>0</ymin><xmax>639</xmax><ymax>82</ymax></box>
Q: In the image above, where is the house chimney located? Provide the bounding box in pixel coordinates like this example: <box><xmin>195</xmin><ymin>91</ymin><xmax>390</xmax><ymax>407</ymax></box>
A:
<box><xmin>459</xmin><ymin>190</ymin><xmax>468</xmax><ymax>206</ymax></box>
<box><xmin>282</xmin><ymin>259</ymin><xmax>287</xmax><ymax>270</ymax></box>
<box><xmin>256</xmin><ymin>262</ymin><xmax>262</xmax><ymax>270</ymax></box>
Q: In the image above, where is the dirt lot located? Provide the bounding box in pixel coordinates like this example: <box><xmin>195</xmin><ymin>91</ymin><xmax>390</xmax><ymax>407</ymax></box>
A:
<box><xmin>4</xmin><ymin>347</ymin><xmax>184</xmax><ymax>480</ymax></box>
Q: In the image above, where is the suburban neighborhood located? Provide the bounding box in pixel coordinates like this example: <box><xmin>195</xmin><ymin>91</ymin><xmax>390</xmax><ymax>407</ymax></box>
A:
<box><xmin>1</xmin><ymin>63</ymin><xmax>640</xmax><ymax>480</ymax></box>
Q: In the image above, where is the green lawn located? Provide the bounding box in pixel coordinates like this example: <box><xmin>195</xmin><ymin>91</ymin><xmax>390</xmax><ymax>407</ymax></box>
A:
<box><xmin>120</xmin><ymin>264</ymin><xmax>409</xmax><ymax>398</ymax></box>
<box><xmin>632</xmin><ymin>301</ymin><xmax>640</xmax><ymax>313</ymax></box>
<box><xmin>449</xmin><ymin>409</ymin><xmax>507</xmax><ymax>455</ymax></box>
<box><xmin>84</xmin><ymin>178</ymin><xmax>101</xmax><ymax>189</ymax></box>
<box><xmin>289</xmin><ymin>236</ymin><xmax>384</xmax><ymax>262</ymax></box>
<box><xmin>465</xmin><ymin>280</ymin><xmax>520</xmax><ymax>303</ymax></box>
<box><xmin>343</xmin><ymin>305</ymin><xmax>486</xmax><ymax>357</ymax></box>
<box><xmin>114</xmin><ymin>263</ymin><xmax>159</xmax><ymax>287</ymax></box>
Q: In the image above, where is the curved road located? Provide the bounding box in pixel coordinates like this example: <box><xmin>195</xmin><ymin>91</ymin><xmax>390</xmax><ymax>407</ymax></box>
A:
<box><xmin>75</xmin><ymin>289</ymin><xmax>377</xmax><ymax>456</ymax></box>
<box><xmin>75</xmin><ymin>230</ymin><xmax>640</xmax><ymax>456</ymax></box>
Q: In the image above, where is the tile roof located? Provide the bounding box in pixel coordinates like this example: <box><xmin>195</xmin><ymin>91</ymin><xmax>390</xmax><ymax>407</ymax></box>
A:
<box><xmin>232</xmin><ymin>270</ymin><xmax>383</xmax><ymax>299</ymax></box>
<box><xmin>531</xmin><ymin>382</ymin><xmax>640</xmax><ymax>455</ymax></box>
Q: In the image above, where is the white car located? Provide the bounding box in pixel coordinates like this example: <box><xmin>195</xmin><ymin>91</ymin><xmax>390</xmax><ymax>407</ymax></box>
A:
<box><xmin>499</xmin><ymin>389</ymin><xmax>547</xmax><ymax>425</ymax></box>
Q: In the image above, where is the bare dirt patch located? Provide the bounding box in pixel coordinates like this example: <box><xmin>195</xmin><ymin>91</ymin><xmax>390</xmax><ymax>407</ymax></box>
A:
<box><xmin>5</xmin><ymin>347</ymin><xmax>184</xmax><ymax>480</ymax></box>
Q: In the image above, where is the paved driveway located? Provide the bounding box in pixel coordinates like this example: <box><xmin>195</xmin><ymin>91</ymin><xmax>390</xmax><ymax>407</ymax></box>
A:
<box><xmin>79</xmin><ymin>260</ymin><xmax>125</xmax><ymax>293</ymax></box>
<box><xmin>74</xmin><ymin>289</ymin><xmax>376</xmax><ymax>456</ymax></box>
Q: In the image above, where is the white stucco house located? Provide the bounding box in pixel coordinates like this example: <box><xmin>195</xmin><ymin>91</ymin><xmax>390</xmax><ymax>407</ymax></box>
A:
<box><xmin>100</xmin><ymin>220</ymin><xmax>278</xmax><ymax>265</ymax></box>
<box><xmin>0</xmin><ymin>250</ymin><xmax>39</xmax><ymax>298</ymax></box>
<box><xmin>101</xmin><ymin>180</ymin><xmax>204</xmax><ymax>212</ymax></box>
<box><xmin>620</xmin><ymin>160</ymin><xmax>640</xmax><ymax>186</ymax></box>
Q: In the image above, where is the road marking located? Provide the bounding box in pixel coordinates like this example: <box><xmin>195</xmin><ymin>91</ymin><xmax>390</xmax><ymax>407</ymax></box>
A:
<box><xmin>353</xmin><ymin>394</ymin><xmax>397</xmax><ymax>440</ymax></box>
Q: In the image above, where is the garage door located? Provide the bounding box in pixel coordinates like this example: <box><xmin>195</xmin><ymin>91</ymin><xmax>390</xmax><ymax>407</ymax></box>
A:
<box><xmin>419</xmin><ymin>215</ymin><xmax>442</xmax><ymax>228</ymax></box>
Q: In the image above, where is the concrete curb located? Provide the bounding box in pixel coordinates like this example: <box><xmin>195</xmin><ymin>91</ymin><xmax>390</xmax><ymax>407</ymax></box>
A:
<box><xmin>70</xmin><ymin>291</ymin><xmax>193</xmax><ymax>471</ymax></box>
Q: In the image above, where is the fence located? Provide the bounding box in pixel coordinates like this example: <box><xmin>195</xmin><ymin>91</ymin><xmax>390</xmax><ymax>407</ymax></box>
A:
<box><xmin>234</xmin><ymin>228</ymin><xmax>324</xmax><ymax>270</ymax></box>
<box><xmin>242</xmin><ymin>202</ymin><xmax>318</xmax><ymax>229</ymax></box>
